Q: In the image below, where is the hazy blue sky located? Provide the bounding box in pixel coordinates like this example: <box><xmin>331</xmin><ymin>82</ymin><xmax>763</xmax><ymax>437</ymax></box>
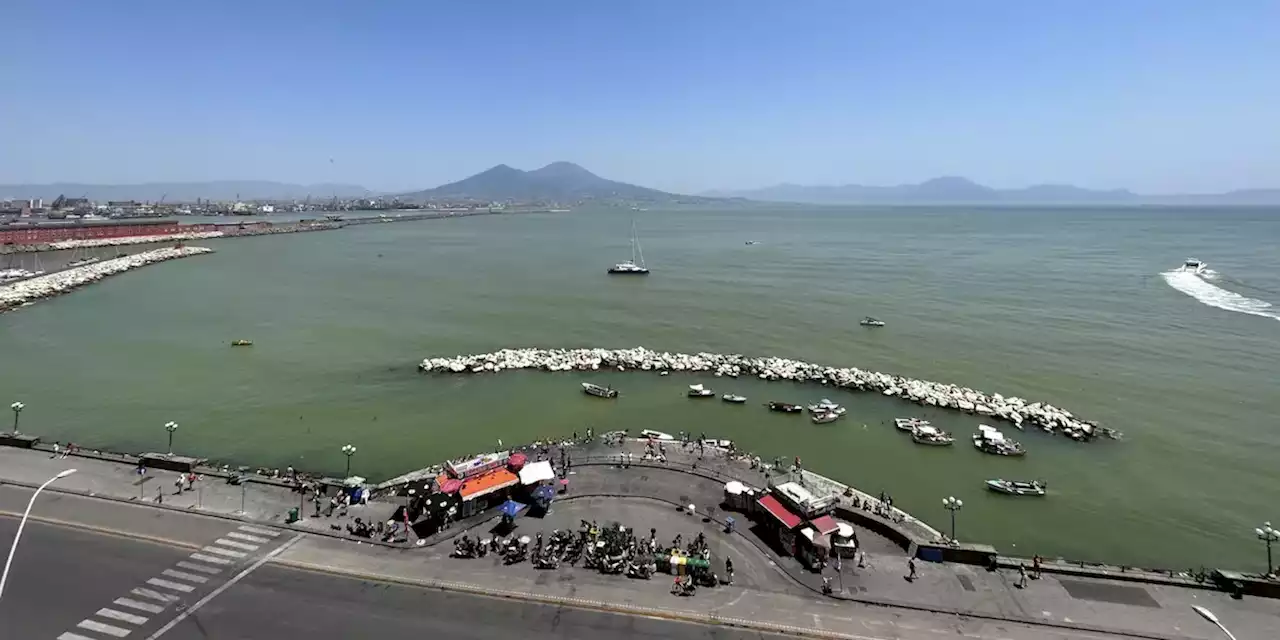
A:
<box><xmin>4</xmin><ymin>0</ymin><xmax>1278</xmax><ymax>194</ymax></box>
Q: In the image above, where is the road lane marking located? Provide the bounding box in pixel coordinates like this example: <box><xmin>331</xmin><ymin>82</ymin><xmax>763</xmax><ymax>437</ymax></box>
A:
<box><xmin>131</xmin><ymin>588</ymin><xmax>178</xmax><ymax>603</ymax></box>
<box><xmin>237</xmin><ymin>524</ymin><xmax>279</xmax><ymax>536</ymax></box>
<box><xmin>176</xmin><ymin>560</ymin><xmax>222</xmax><ymax>574</ymax></box>
<box><xmin>226</xmin><ymin>531</ymin><xmax>270</xmax><ymax>544</ymax></box>
<box><xmin>200</xmin><ymin>545</ymin><xmax>246</xmax><ymax>558</ymax></box>
<box><xmin>163</xmin><ymin>569</ymin><xmax>209</xmax><ymax>584</ymax></box>
<box><xmin>77</xmin><ymin>619</ymin><xmax>131</xmax><ymax>637</ymax></box>
<box><xmin>97</xmin><ymin>607</ymin><xmax>150</xmax><ymax>625</ymax></box>
<box><xmin>214</xmin><ymin>538</ymin><xmax>259</xmax><ymax>551</ymax></box>
<box><xmin>58</xmin><ymin>633</ymin><xmax>98</xmax><ymax>640</ymax></box>
<box><xmin>146</xmin><ymin>577</ymin><xmax>195</xmax><ymax>593</ymax></box>
<box><xmin>189</xmin><ymin>553</ymin><xmax>231</xmax><ymax>565</ymax></box>
<box><xmin>145</xmin><ymin>533</ymin><xmax>302</xmax><ymax>639</ymax></box>
<box><xmin>114</xmin><ymin>598</ymin><xmax>165</xmax><ymax>614</ymax></box>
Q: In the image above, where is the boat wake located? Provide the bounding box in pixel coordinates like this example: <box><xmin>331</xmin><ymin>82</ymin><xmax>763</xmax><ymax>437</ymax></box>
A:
<box><xmin>1160</xmin><ymin>269</ymin><xmax>1280</xmax><ymax>321</ymax></box>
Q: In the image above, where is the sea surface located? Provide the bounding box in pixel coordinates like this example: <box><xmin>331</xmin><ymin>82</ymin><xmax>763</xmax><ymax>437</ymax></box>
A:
<box><xmin>3</xmin><ymin>206</ymin><xmax>1278</xmax><ymax>570</ymax></box>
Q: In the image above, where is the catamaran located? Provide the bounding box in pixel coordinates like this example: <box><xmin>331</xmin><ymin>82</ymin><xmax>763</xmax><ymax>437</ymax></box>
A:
<box><xmin>608</xmin><ymin>219</ymin><xmax>650</xmax><ymax>275</ymax></box>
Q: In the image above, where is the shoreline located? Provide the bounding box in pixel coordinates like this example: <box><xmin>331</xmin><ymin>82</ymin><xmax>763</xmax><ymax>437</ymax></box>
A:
<box><xmin>0</xmin><ymin>245</ymin><xmax>214</xmax><ymax>313</ymax></box>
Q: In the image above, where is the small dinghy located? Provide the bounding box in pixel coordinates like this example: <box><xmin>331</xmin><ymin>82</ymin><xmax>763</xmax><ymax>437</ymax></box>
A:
<box><xmin>230</xmin><ymin>339</ymin><xmax>253</xmax><ymax>347</ymax></box>
<box><xmin>985</xmin><ymin>479</ymin><xmax>1046</xmax><ymax>496</ymax></box>
<box><xmin>582</xmin><ymin>382</ymin><xmax>619</xmax><ymax>398</ymax></box>
<box><xmin>687</xmin><ymin>384</ymin><xmax>714</xmax><ymax>398</ymax></box>
<box><xmin>811</xmin><ymin>410</ymin><xmax>841</xmax><ymax>424</ymax></box>
<box><xmin>722</xmin><ymin>394</ymin><xmax>747</xmax><ymax>404</ymax></box>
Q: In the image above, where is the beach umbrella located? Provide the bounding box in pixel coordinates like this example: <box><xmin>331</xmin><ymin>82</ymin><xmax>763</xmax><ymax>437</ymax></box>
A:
<box><xmin>500</xmin><ymin>499</ymin><xmax>527</xmax><ymax>518</ymax></box>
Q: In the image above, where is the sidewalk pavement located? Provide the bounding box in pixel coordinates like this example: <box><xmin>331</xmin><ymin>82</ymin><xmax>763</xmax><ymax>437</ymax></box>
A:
<box><xmin>0</xmin><ymin>446</ymin><xmax>395</xmax><ymax>541</ymax></box>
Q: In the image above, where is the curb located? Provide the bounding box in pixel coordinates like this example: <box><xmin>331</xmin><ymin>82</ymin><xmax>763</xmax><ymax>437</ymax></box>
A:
<box><xmin>0</xmin><ymin>509</ymin><xmax>202</xmax><ymax>551</ymax></box>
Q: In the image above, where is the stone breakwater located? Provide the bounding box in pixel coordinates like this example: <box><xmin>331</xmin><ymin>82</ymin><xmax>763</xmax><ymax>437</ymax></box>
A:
<box><xmin>419</xmin><ymin>347</ymin><xmax>1115</xmax><ymax>441</ymax></box>
<box><xmin>47</xmin><ymin>231</ymin><xmax>226</xmax><ymax>250</ymax></box>
<box><xmin>0</xmin><ymin>246</ymin><xmax>214</xmax><ymax>312</ymax></box>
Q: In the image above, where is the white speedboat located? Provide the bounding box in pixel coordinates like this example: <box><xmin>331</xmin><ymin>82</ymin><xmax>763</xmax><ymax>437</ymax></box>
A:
<box><xmin>641</xmin><ymin>429</ymin><xmax>674</xmax><ymax>441</ymax></box>
<box><xmin>1178</xmin><ymin>258</ymin><xmax>1206</xmax><ymax>275</ymax></box>
<box><xmin>859</xmin><ymin>317</ymin><xmax>886</xmax><ymax>327</ymax></box>
<box><xmin>687</xmin><ymin>384</ymin><xmax>714</xmax><ymax>398</ymax></box>
<box><xmin>807</xmin><ymin>399</ymin><xmax>847</xmax><ymax>415</ymax></box>
<box><xmin>986</xmin><ymin>479</ymin><xmax>1046</xmax><ymax>497</ymax></box>
<box><xmin>721</xmin><ymin>394</ymin><xmax>747</xmax><ymax>404</ymax></box>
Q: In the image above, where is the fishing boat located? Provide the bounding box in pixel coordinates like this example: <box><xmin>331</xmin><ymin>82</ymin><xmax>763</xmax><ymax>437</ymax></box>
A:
<box><xmin>972</xmin><ymin>425</ymin><xmax>1026</xmax><ymax>456</ymax></box>
<box><xmin>859</xmin><ymin>317</ymin><xmax>886</xmax><ymax>327</ymax></box>
<box><xmin>985</xmin><ymin>479</ymin><xmax>1046</xmax><ymax>496</ymax></box>
<box><xmin>807</xmin><ymin>399</ymin><xmax>846</xmax><ymax>415</ymax></box>
<box><xmin>608</xmin><ymin>219</ymin><xmax>650</xmax><ymax>275</ymax></box>
<box><xmin>230</xmin><ymin>339</ymin><xmax>253</xmax><ymax>347</ymax></box>
<box><xmin>811</xmin><ymin>410</ymin><xmax>841</xmax><ymax>424</ymax></box>
<box><xmin>721</xmin><ymin>394</ymin><xmax>747</xmax><ymax>404</ymax></box>
<box><xmin>687</xmin><ymin>384</ymin><xmax>714</xmax><ymax>398</ymax></box>
<box><xmin>582</xmin><ymin>382</ymin><xmax>619</xmax><ymax>398</ymax></box>
<box><xmin>766</xmin><ymin>401</ymin><xmax>803</xmax><ymax>413</ymax></box>
<box><xmin>910</xmin><ymin>424</ymin><xmax>954</xmax><ymax>446</ymax></box>
<box><xmin>894</xmin><ymin>417</ymin><xmax>930</xmax><ymax>432</ymax></box>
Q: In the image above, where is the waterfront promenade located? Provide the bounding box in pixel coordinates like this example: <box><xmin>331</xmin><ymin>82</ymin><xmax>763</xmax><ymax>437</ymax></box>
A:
<box><xmin>2</xmin><ymin>440</ymin><xmax>1277</xmax><ymax>639</ymax></box>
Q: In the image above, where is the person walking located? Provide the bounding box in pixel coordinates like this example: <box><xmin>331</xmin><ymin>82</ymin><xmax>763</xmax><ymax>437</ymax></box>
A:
<box><xmin>1017</xmin><ymin>565</ymin><xmax>1029</xmax><ymax>589</ymax></box>
<box><xmin>907</xmin><ymin>557</ymin><xmax>917</xmax><ymax>581</ymax></box>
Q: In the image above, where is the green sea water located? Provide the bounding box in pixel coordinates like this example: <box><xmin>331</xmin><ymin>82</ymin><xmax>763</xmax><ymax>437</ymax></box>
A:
<box><xmin>3</xmin><ymin>206</ymin><xmax>1278</xmax><ymax>570</ymax></box>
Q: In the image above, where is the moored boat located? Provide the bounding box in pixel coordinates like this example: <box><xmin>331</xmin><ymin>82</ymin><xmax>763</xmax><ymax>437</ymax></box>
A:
<box><xmin>985</xmin><ymin>479</ymin><xmax>1046</xmax><ymax>496</ymax></box>
<box><xmin>641</xmin><ymin>429</ymin><xmax>674</xmax><ymax>440</ymax></box>
<box><xmin>766</xmin><ymin>401</ymin><xmax>803</xmax><ymax>413</ymax></box>
<box><xmin>911</xmin><ymin>424</ymin><xmax>954</xmax><ymax>446</ymax></box>
<box><xmin>721</xmin><ymin>394</ymin><xmax>747</xmax><ymax>404</ymax></box>
<box><xmin>806</xmin><ymin>398</ymin><xmax>847</xmax><ymax>415</ymax></box>
<box><xmin>811</xmin><ymin>410</ymin><xmax>841</xmax><ymax>424</ymax></box>
<box><xmin>582</xmin><ymin>382</ymin><xmax>619</xmax><ymax>398</ymax></box>
<box><xmin>687</xmin><ymin>384</ymin><xmax>714</xmax><ymax>398</ymax></box>
<box><xmin>230</xmin><ymin>339</ymin><xmax>253</xmax><ymax>346</ymax></box>
<box><xmin>972</xmin><ymin>424</ymin><xmax>1026</xmax><ymax>456</ymax></box>
<box><xmin>894</xmin><ymin>417</ymin><xmax>930</xmax><ymax>432</ymax></box>
<box><xmin>859</xmin><ymin>316</ymin><xmax>885</xmax><ymax>327</ymax></box>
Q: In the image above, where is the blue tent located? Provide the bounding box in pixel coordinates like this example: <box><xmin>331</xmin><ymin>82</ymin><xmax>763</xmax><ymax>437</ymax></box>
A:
<box><xmin>500</xmin><ymin>499</ymin><xmax>527</xmax><ymax>518</ymax></box>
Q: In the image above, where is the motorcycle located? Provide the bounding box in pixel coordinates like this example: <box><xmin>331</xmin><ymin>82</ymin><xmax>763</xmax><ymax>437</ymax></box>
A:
<box><xmin>626</xmin><ymin>561</ymin><xmax>653</xmax><ymax>580</ymax></box>
<box><xmin>533</xmin><ymin>554</ymin><xmax>560</xmax><ymax>570</ymax></box>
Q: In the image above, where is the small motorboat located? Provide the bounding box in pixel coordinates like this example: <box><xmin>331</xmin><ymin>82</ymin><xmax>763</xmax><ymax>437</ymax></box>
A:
<box><xmin>722</xmin><ymin>394</ymin><xmax>747</xmax><ymax>404</ymax></box>
<box><xmin>766</xmin><ymin>401</ymin><xmax>803</xmax><ymax>413</ymax></box>
<box><xmin>230</xmin><ymin>340</ymin><xmax>253</xmax><ymax>347</ymax></box>
<box><xmin>807</xmin><ymin>399</ymin><xmax>846</xmax><ymax>415</ymax></box>
<box><xmin>582</xmin><ymin>382</ymin><xmax>619</xmax><ymax>398</ymax></box>
<box><xmin>860</xmin><ymin>317</ymin><xmax>886</xmax><ymax>327</ymax></box>
<box><xmin>985</xmin><ymin>479</ymin><xmax>1046</xmax><ymax>496</ymax></box>
<box><xmin>894</xmin><ymin>417</ymin><xmax>930</xmax><ymax>432</ymax></box>
<box><xmin>1178</xmin><ymin>258</ymin><xmax>1206</xmax><ymax>275</ymax></box>
<box><xmin>910</xmin><ymin>424</ymin><xmax>954</xmax><ymax>446</ymax></box>
<box><xmin>745</xmin><ymin>241</ymin><xmax>759</xmax><ymax>245</ymax></box>
<box><xmin>641</xmin><ymin>429</ymin><xmax>674</xmax><ymax>441</ymax></box>
<box><xmin>811</xmin><ymin>410</ymin><xmax>841</xmax><ymax>424</ymax></box>
<box><xmin>687</xmin><ymin>384</ymin><xmax>715</xmax><ymax>398</ymax></box>
<box><xmin>972</xmin><ymin>425</ymin><xmax>1026</xmax><ymax>456</ymax></box>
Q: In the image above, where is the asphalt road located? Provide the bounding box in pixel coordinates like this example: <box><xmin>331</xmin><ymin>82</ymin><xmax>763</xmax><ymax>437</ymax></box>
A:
<box><xmin>164</xmin><ymin>564</ymin><xmax>787</xmax><ymax>640</ymax></box>
<box><xmin>0</xmin><ymin>517</ymin><xmax>187</xmax><ymax>639</ymax></box>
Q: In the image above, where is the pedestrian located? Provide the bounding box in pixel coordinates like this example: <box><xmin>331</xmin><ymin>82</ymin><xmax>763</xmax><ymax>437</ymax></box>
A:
<box><xmin>51</xmin><ymin>443</ymin><xmax>61</xmax><ymax>459</ymax></box>
<box><xmin>156</xmin><ymin>486</ymin><xmax>164</xmax><ymax>504</ymax></box>
<box><xmin>1017</xmin><ymin>565</ymin><xmax>1028</xmax><ymax>588</ymax></box>
<box><xmin>907</xmin><ymin>557</ymin><xmax>917</xmax><ymax>581</ymax></box>
<box><xmin>174</xmin><ymin>475</ymin><xmax>185</xmax><ymax>495</ymax></box>
<box><xmin>1032</xmin><ymin>554</ymin><xmax>1042</xmax><ymax>579</ymax></box>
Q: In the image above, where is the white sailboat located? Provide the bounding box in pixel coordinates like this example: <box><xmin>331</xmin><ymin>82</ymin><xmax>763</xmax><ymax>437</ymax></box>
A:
<box><xmin>608</xmin><ymin>219</ymin><xmax>650</xmax><ymax>275</ymax></box>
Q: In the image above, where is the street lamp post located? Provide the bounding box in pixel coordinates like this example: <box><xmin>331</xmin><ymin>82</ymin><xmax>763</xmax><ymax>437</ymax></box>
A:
<box><xmin>9</xmin><ymin>402</ymin><xmax>24</xmax><ymax>435</ymax></box>
<box><xmin>0</xmin><ymin>468</ymin><xmax>77</xmax><ymax>600</ymax></box>
<box><xmin>164</xmin><ymin>421</ymin><xmax>178</xmax><ymax>456</ymax></box>
<box><xmin>341</xmin><ymin>444</ymin><xmax>357</xmax><ymax>478</ymax></box>
<box><xmin>943</xmin><ymin>496</ymin><xmax>963</xmax><ymax>544</ymax></box>
<box><xmin>1192</xmin><ymin>605</ymin><xmax>1238</xmax><ymax>640</ymax></box>
<box><xmin>1257</xmin><ymin>521</ymin><xmax>1279</xmax><ymax>577</ymax></box>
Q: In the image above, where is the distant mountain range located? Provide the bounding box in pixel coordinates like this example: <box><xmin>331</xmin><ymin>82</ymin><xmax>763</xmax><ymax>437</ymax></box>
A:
<box><xmin>0</xmin><ymin>181</ymin><xmax>371</xmax><ymax>202</ymax></box>
<box><xmin>400</xmin><ymin>162</ymin><xmax>714</xmax><ymax>203</ymax></box>
<box><xmin>704</xmin><ymin>177</ymin><xmax>1280</xmax><ymax>205</ymax></box>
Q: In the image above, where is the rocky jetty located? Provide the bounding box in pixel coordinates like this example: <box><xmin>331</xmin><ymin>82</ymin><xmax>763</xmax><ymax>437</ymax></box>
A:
<box><xmin>419</xmin><ymin>347</ymin><xmax>1115</xmax><ymax>441</ymax></box>
<box><xmin>48</xmin><ymin>231</ymin><xmax>226</xmax><ymax>250</ymax></box>
<box><xmin>0</xmin><ymin>246</ymin><xmax>214</xmax><ymax>312</ymax></box>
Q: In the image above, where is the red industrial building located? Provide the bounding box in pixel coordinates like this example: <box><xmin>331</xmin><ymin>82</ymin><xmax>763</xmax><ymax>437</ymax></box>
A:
<box><xmin>0</xmin><ymin>219</ymin><xmax>180</xmax><ymax>244</ymax></box>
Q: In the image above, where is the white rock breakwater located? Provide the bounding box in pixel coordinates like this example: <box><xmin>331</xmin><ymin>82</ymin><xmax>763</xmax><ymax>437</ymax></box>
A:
<box><xmin>0</xmin><ymin>246</ymin><xmax>214</xmax><ymax>312</ymax></box>
<box><xmin>48</xmin><ymin>231</ymin><xmax>226</xmax><ymax>250</ymax></box>
<box><xmin>419</xmin><ymin>347</ymin><xmax>1117</xmax><ymax>441</ymax></box>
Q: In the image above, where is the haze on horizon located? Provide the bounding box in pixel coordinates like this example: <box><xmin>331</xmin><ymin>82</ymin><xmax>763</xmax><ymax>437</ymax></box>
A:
<box><xmin>3</xmin><ymin>0</ymin><xmax>1277</xmax><ymax>195</ymax></box>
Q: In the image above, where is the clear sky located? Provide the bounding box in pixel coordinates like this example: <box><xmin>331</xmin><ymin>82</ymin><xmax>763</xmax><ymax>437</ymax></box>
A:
<box><xmin>4</xmin><ymin>0</ymin><xmax>1278</xmax><ymax>194</ymax></box>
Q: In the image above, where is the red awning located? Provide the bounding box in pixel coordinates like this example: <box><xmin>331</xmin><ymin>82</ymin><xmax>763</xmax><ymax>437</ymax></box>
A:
<box><xmin>439</xmin><ymin>478</ymin><xmax>463</xmax><ymax>494</ymax></box>
<box><xmin>757</xmin><ymin>494</ymin><xmax>803</xmax><ymax>529</ymax></box>
<box><xmin>809</xmin><ymin>515</ymin><xmax>840</xmax><ymax>535</ymax></box>
<box><xmin>508</xmin><ymin>452</ymin><xmax>528</xmax><ymax>470</ymax></box>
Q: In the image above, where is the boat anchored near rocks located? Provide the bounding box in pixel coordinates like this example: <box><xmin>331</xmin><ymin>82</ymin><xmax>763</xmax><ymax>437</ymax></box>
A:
<box><xmin>721</xmin><ymin>394</ymin><xmax>747</xmax><ymax>404</ymax></box>
<box><xmin>807</xmin><ymin>399</ymin><xmax>847</xmax><ymax>416</ymax></box>
<box><xmin>767</xmin><ymin>401</ymin><xmax>803</xmax><ymax>414</ymax></box>
<box><xmin>894</xmin><ymin>417</ymin><xmax>930</xmax><ymax>432</ymax></box>
<box><xmin>973</xmin><ymin>424</ymin><xmax>1026</xmax><ymax>456</ymax></box>
<box><xmin>911</xmin><ymin>424</ymin><xmax>954</xmax><ymax>446</ymax></box>
<box><xmin>582</xmin><ymin>382</ymin><xmax>618</xmax><ymax>398</ymax></box>
<box><xmin>417</xmin><ymin>347</ymin><xmax>1115</xmax><ymax>442</ymax></box>
<box><xmin>986</xmin><ymin>479</ymin><xmax>1046</xmax><ymax>496</ymax></box>
<box><xmin>687</xmin><ymin>384</ymin><xmax>715</xmax><ymax>398</ymax></box>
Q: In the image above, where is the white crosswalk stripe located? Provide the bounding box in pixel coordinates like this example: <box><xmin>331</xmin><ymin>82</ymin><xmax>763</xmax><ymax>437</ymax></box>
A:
<box><xmin>226</xmin><ymin>531</ymin><xmax>271</xmax><ymax>544</ymax></box>
<box><xmin>97</xmin><ymin>607</ymin><xmax>149</xmax><ymax>625</ymax></box>
<box><xmin>147</xmin><ymin>577</ymin><xmax>195</xmax><ymax>593</ymax></box>
<box><xmin>176</xmin><ymin>560</ymin><xmax>223</xmax><ymax>574</ymax></box>
<box><xmin>77</xmin><ymin>619</ymin><xmax>131</xmax><ymax>637</ymax></box>
<box><xmin>131</xmin><ymin>587</ymin><xmax>178</xmax><ymax>603</ymax></box>
<box><xmin>113</xmin><ymin>597</ymin><xmax>165</xmax><ymax>614</ymax></box>
<box><xmin>190</xmin><ymin>552</ymin><xmax>232</xmax><ymax>565</ymax></box>
<box><xmin>214</xmin><ymin>538</ymin><xmax>259</xmax><ymax>552</ymax></box>
<box><xmin>201</xmin><ymin>545</ymin><xmax>247</xmax><ymax>558</ymax></box>
<box><xmin>57</xmin><ymin>632</ymin><xmax>98</xmax><ymax>640</ymax></box>
<box><xmin>163</xmin><ymin>568</ymin><xmax>210</xmax><ymax>584</ymax></box>
<box><xmin>237</xmin><ymin>524</ymin><xmax>280</xmax><ymax>536</ymax></box>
